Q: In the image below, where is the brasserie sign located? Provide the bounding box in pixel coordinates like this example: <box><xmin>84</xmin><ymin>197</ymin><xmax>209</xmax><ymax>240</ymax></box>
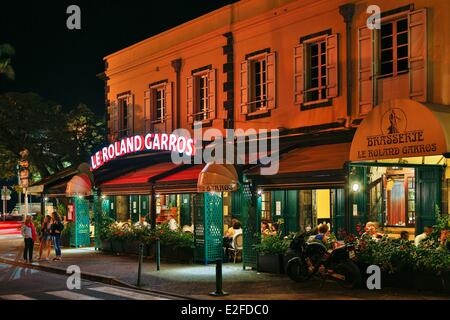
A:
<box><xmin>350</xmin><ymin>99</ymin><xmax>448</xmax><ymax>161</ymax></box>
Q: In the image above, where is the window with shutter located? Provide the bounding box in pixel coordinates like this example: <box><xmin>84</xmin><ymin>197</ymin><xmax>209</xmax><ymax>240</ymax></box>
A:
<box><xmin>186</xmin><ymin>76</ymin><xmax>194</xmax><ymax>124</ymax></box>
<box><xmin>303</xmin><ymin>37</ymin><xmax>328</xmax><ymax>104</ymax></box>
<box><xmin>326</xmin><ymin>34</ymin><xmax>338</xmax><ymax>99</ymax></box>
<box><xmin>243</xmin><ymin>51</ymin><xmax>277</xmax><ymax>114</ymax></box>
<box><xmin>117</xmin><ymin>94</ymin><xmax>130</xmax><ymax>138</ymax></box>
<box><xmin>358</xmin><ymin>26</ymin><xmax>375</xmax><ymax>114</ymax></box>
<box><xmin>208</xmin><ymin>69</ymin><xmax>216</xmax><ymax>119</ymax></box>
<box><xmin>143</xmin><ymin>90</ymin><xmax>150</xmax><ymax>132</ymax></box>
<box><xmin>293</xmin><ymin>44</ymin><xmax>304</xmax><ymax>105</ymax></box>
<box><xmin>150</xmin><ymin>83</ymin><xmax>166</xmax><ymax>124</ymax></box>
<box><xmin>266</xmin><ymin>52</ymin><xmax>276</xmax><ymax>109</ymax></box>
<box><xmin>240</xmin><ymin>60</ymin><xmax>249</xmax><ymax>115</ymax></box>
<box><xmin>127</xmin><ymin>94</ymin><xmax>134</xmax><ymax>136</ymax></box>
<box><xmin>189</xmin><ymin>68</ymin><xmax>215</xmax><ymax>123</ymax></box>
<box><xmin>165</xmin><ymin>81</ymin><xmax>172</xmax><ymax>126</ymax></box>
<box><xmin>408</xmin><ymin>9</ymin><xmax>427</xmax><ymax>102</ymax></box>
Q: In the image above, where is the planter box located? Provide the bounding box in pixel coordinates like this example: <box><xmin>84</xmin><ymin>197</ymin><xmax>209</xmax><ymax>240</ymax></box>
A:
<box><xmin>146</xmin><ymin>243</ymin><xmax>156</xmax><ymax>258</ymax></box>
<box><xmin>111</xmin><ymin>239</ymin><xmax>124</xmax><ymax>254</ymax></box>
<box><xmin>414</xmin><ymin>272</ymin><xmax>445</xmax><ymax>292</ymax></box>
<box><xmin>122</xmin><ymin>240</ymin><xmax>145</xmax><ymax>256</ymax></box>
<box><xmin>100</xmin><ymin>239</ymin><xmax>112</xmax><ymax>252</ymax></box>
<box><xmin>257</xmin><ymin>253</ymin><xmax>283</xmax><ymax>274</ymax></box>
<box><xmin>160</xmin><ymin>244</ymin><xmax>194</xmax><ymax>263</ymax></box>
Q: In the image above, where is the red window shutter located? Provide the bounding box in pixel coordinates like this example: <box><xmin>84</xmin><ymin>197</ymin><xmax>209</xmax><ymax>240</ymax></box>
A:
<box><xmin>293</xmin><ymin>44</ymin><xmax>304</xmax><ymax>105</ymax></box>
<box><xmin>266</xmin><ymin>52</ymin><xmax>276</xmax><ymax>109</ymax></box>
<box><xmin>409</xmin><ymin>9</ymin><xmax>427</xmax><ymax>102</ymax></box>
<box><xmin>326</xmin><ymin>34</ymin><xmax>339</xmax><ymax>99</ymax></box>
<box><xmin>187</xmin><ymin>76</ymin><xmax>194</xmax><ymax>124</ymax></box>
<box><xmin>208</xmin><ymin>69</ymin><xmax>216</xmax><ymax>119</ymax></box>
<box><xmin>240</xmin><ymin>60</ymin><xmax>249</xmax><ymax>114</ymax></box>
<box><xmin>127</xmin><ymin>94</ymin><xmax>134</xmax><ymax>136</ymax></box>
<box><xmin>358</xmin><ymin>26</ymin><xmax>374</xmax><ymax>115</ymax></box>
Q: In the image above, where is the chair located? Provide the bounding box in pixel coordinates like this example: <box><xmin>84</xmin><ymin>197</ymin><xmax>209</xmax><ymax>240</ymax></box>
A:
<box><xmin>229</xmin><ymin>233</ymin><xmax>243</xmax><ymax>263</ymax></box>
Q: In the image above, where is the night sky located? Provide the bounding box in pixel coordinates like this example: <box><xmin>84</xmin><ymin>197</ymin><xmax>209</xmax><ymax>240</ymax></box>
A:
<box><xmin>0</xmin><ymin>0</ymin><xmax>238</xmax><ymax>116</ymax></box>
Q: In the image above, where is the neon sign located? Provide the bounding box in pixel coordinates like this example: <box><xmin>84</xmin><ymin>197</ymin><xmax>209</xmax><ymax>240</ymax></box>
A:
<box><xmin>90</xmin><ymin>133</ymin><xmax>196</xmax><ymax>170</ymax></box>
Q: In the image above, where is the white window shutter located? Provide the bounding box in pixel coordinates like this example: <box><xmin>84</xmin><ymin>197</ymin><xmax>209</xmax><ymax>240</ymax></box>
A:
<box><xmin>358</xmin><ymin>26</ymin><xmax>374</xmax><ymax>115</ymax></box>
<box><xmin>111</xmin><ymin>101</ymin><xmax>119</xmax><ymax>140</ymax></box>
<box><xmin>208</xmin><ymin>69</ymin><xmax>216</xmax><ymax>119</ymax></box>
<box><xmin>409</xmin><ymin>9</ymin><xmax>427</xmax><ymax>102</ymax></box>
<box><xmin>293</xmin><ymin>44</ymin><xmax>304</xmax><ymax>105</ymax></box>
<box><xmin>240</xmin><ymin>60</ymin><xmax>249</xmax><ymax>114</ymax></box>
<box><xmin>143</xmin><ymin>90</ymin><xmax>150</xmax><ymax>132</ymax></box>
<box><xmin>187</xmin><ymin>76</ymin><xmax>194</xmax><ymax>124</ymax></box>
<box><xmin>165</xmin><ymin>82</ymin><xmax>172</xmax><ymax>123</ymax></box>
<box><xmin>107</xmin><ymin>103</ymin><xmax>114</xmax><ymax>141</ymax></box>
<box><xmin>127</xmin><ymin>94</ymin><xmax>134</xmax><ymax>136</ymax></box>
<box><xmin>266</xmin><ymin>52</ymin><xmax>276</xmax><ymax>109</ymax></box>
<box><xmin>326</xmin><ymin>34</ymin><xmax>339</xmax><ymax>99</ymax></box>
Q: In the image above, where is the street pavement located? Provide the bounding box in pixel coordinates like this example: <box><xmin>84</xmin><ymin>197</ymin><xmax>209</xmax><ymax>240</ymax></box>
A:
<box><xmin>0</xmin><ymin>262</ymin><xmax>177</xmax><ymax>300</ymax></box>
<box><xmin>0</xmin><ymin>236</ymin><xmax>449</xmax><ymax>300</ymax></box>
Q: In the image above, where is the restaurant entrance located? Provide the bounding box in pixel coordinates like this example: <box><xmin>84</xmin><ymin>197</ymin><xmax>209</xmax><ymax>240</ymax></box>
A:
<box><xmin>349</xmin><ymin>163</ymin><xmax>443</xmax><ymax>237</ymax></box>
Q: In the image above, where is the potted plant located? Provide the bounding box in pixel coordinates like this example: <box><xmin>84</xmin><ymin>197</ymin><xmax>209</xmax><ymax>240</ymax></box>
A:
<box><xmin>109</xmin><ymin>223</ymin><xmax>126</xmax><ymax>254</ymax></box>
<box><xmin>98</xmin><ymin>216</ymin><xmax>114</xmax><ymax>252</ymax></box>
<box><xmin>122</xmin><ymin>224</ymin><xmax>152</xmax><ymax>255</ymax></box>
<box><xmin>254</xmin><ymin>235</ymin><xmax>289</xmax><ymax>274</ymax></box>
<box><xmin>157</xmin><ymin>224</ymin><xmax>194</xmax><ymax>263</ymax></box>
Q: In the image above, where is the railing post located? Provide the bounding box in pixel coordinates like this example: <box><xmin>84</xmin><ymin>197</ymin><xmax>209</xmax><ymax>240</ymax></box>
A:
<box><xmin>156</xmin><ymin>238</ymin><xmax>161</xmax><ymax>271</ymax></box>
<box><xmin>137</xmin><ymin>243</ymin><xmax>144</xmax><ymax>287</ymax></box>
<box><xmin>209</xmin><ymin>258</ymin><xmax>229</xmax><ymax>296</ymax></box>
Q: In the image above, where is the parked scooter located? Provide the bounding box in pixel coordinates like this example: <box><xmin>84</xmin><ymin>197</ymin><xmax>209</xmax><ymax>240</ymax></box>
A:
<box><xmin>286</xmin><ymin>232</ymin><xmax>362</xmax><ymax>289</ymax></box>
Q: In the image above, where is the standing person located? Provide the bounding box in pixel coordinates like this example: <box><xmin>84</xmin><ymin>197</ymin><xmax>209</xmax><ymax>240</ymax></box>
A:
<box><xmin>38</xmin><ymin>215</ymin><xmax>52</xmax><ymax>261</ymax></box>
<box><xmin>21</xmin><ymin>216</ymin><xmax>37</xmax><ymax>263</ymax></box>
<box><xmin>50</xmin><ymin>212</ymin><xmax>64</xmax><ymax>261</ymax></box>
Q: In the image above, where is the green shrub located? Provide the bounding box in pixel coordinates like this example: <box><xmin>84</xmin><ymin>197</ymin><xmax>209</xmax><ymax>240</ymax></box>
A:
<box><xmin>254</xmin><ymin>235</ymin><xmax>290</xmax><ymax>255</ymax></box>
<box><xmin>154</xmin><ymin>224</ymin><xmax>194</xmax><ymax>249</ymax></box>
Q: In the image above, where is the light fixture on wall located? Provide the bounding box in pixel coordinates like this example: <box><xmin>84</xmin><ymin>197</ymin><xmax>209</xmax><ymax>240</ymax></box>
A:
<box><xmin>351</xmin><ymin>182</ymin><xmax>361</xmax><ymax>193</ymax></box>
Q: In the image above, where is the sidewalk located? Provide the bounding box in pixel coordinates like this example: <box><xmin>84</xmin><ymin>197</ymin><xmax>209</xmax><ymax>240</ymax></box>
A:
<box><xmin>1</xmin><ymin>238</ymin><xmax>449</xmax><ymax>300</ymax></box>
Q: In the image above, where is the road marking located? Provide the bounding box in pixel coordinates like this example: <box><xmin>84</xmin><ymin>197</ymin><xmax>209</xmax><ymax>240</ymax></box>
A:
<box><xmin>89</xmin><ymin>286</ymin><xmax>168</xmax><ymax>300</ymax></box>
<box><xmin>0</xmin><ymin>294</ymin><xmax>36</xmax><ymax>300</ymax></box>
<box><xmin>45</xmin><ymin>290</ymin><xmax>103</xmax><ymax>300</ymax></box>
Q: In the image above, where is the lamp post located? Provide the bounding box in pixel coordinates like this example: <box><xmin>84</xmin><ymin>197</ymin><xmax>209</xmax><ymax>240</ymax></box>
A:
<box><xmin>19</xmin><ymin>149</ymin><xmax>30</xmax><ymax>221</ymax></box>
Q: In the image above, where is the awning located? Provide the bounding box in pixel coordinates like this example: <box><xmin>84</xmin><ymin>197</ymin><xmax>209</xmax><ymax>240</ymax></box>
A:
<box><xmin>154</xmin><ymin>165</ymin><xmax>205</xmax><ymax>194</ymax></box>
<box><xmin>197</xmin><ymin>164</ymin><xmax>238</xmax><ymax>192</ymax></box>
<box><xmin>66</xmin><ymin>174</ymin><xmax>92</xmax><ymax>197</ymax></box>
<box><xmin>246</xmin><ymin>143</ymin><xmax>351</xmax><ymax>189</ymax></box>
<box><xmin>350</xmin><ymin>99</ymin><xmax>450</xmax><ymax>161</ymax></box>
<box><xmin>99</xmin><ymin>162</ymin><xmax>180</xmax><ymax>195</ymax></box>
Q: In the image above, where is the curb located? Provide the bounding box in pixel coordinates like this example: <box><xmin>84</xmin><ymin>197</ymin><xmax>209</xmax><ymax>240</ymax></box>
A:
<box><xmin>0</xmin><ymin>257</ymin><xmax>193</xmax><ymax>300</ymax></box>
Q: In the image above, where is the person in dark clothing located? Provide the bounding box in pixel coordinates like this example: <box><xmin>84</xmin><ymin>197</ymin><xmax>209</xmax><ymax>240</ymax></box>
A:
<box><xmin>21</xmin><ymin>216</ymin><xmax>37</xmax><ymax>263</ymax></box>
<box><xmin>50</xmin><ymin>212</ymin><xmax>64</xmax><ymax>261</ymax></box>
<box><xmin>39</xmin><ymin>215</ymin><xmax>52</xmax><ymax>261</ymax></box>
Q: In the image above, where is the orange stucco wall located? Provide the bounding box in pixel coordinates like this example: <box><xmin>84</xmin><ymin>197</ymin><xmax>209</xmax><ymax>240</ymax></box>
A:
<box><xmin>104</xmin><ymin>0</ymin><xmax>450</xmax><ymax>141</ymax></box>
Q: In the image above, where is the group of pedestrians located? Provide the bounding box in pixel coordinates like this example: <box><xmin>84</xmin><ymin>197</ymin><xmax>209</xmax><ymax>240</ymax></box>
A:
<box><xmin>21</xmin><ymin>212</ymin><xmax>64</xmax><ymax>263</ymax></box>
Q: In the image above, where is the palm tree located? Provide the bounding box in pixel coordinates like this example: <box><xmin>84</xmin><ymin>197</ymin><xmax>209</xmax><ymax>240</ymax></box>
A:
<box><xmin>0</xmin><ymin>44</ymin><xmax>15</xmax><ymax>80</ymax></box>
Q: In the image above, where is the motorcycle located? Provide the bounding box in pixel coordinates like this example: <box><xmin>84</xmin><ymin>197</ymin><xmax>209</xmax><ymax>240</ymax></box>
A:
<box><xmin>286</xmin><ymin>232</ymin><xmax>362</xmax><ymax>289</ymax></box>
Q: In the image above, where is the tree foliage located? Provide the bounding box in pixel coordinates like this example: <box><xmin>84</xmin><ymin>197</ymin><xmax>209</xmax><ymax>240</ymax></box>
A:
<box><xmin>0</xmin><ymin>92</ymin><xmax>105</xmax><ymax>180</ymax></box>
<box><xmin>0</xmin><ymin>44</ymin><xmax>15</xmax><ymax>80</ymax></box>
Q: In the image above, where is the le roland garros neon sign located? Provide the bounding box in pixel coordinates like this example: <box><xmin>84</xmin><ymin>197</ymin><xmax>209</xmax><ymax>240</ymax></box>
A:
<box><xmin>90</xmin><ymin>133</ymin><xmax>196</xmax><ymax>170</ymax></box>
